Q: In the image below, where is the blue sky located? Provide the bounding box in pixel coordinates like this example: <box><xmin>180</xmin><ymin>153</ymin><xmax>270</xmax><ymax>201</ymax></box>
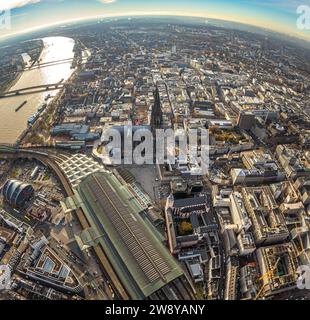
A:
<box><xmin>1</xmin><ymin>0</ymin><xmax>309</xmax><ymax>41</ymax></box>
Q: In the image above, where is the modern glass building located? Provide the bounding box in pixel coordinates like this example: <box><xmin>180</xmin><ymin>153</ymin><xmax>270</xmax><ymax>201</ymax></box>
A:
<box><xmin>2</xmin><ymin>179</ymin><xmax>34</xmax><ymax>208</ymax></box>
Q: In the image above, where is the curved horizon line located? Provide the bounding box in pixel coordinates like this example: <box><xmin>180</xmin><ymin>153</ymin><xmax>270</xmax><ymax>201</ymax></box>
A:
<box><xmin>0</xmin><ymin>11</ymin><xmax>309</xmax><ymax>44</ymax></box>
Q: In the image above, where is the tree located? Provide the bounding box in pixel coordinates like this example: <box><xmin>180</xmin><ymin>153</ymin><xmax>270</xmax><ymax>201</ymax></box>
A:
<box><xmin>178</xmin><ymin>221</ymin><xmax>193</xmax><ymax>236</ymax></box>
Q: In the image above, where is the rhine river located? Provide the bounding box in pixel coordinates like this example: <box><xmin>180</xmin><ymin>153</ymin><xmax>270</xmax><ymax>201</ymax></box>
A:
<box><xmin>0</xmin><ymin>36</ymin><xmax>75</xmax><ymax>144</ymax></box>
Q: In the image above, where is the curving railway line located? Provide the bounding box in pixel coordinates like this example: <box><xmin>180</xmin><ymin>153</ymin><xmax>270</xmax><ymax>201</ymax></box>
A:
<box><xmin>0</xmin><ymin>145</ymin><xmax>129</xmax><ymax>300</ymax></box>
<box><xmin>0</xmin><ymin>145</ymin><xmax>194</xmax><ymax>300</ymax></box>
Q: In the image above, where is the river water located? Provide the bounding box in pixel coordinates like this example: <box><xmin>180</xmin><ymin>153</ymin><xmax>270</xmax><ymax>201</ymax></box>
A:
<box><xmin>0</xmin><ymin>36</ymin><xmax>75</xmax><ymax>144</ymax></box>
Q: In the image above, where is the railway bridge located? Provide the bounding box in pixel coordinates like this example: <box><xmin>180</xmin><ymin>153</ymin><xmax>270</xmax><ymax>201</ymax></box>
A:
<box><xmin>0</xmin><ymin>82</ymin><xmax>65</xmax><ymax>98</ymax></box>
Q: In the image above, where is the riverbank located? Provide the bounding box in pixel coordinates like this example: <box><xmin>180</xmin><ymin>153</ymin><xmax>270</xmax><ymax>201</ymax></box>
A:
<box><xmin>19</xmin><ymin>43</ymin><xmax>91</xmax><ymax>147</ymax></box>
<box><xmin>0</xmin><ymin>71</ymin><xmax>23</xmax><ymax>94</ymax></box>
<box><xmin>0</xmin><ymin>40</ymin><xmax>44</xmax><ymax>95</ymax></box>
<box><xmin>0</xmin><ymin>37</ymin><xmax>75</xmax><ymax>145</ymax></box>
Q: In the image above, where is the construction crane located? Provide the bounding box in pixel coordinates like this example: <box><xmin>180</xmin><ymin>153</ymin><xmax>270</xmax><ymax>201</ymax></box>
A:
<box><xmin>254</xmin><ymin>257</ymin><xmax>281</xmax><ymax>300</ymax></box>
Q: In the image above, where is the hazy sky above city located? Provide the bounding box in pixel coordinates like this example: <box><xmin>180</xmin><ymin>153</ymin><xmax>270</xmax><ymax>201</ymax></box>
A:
<box><xmin>0</xmin><ymin>0</ymin><xmax>309</xmax><ymax>41</ymax></box>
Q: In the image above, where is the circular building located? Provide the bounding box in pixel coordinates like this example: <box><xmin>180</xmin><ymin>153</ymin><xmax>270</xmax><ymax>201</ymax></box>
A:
<box><xmin>2</xmin><ymin>179</ymin><xmax>34</xmax><ymax>208</ymax></box>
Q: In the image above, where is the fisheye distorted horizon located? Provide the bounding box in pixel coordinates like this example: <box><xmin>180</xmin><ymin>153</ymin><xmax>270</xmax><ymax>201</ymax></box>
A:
<box><xmin>0</xmin><ymin>0</ymin><xmax>310</xmax><ymax>41</ymax></box>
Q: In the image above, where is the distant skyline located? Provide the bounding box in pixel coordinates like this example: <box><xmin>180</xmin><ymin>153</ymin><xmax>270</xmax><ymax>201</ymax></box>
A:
<box><xmin>0</xmin><ymin>0</ymin><xmax>309</xmax><ymax>41</ymax></box>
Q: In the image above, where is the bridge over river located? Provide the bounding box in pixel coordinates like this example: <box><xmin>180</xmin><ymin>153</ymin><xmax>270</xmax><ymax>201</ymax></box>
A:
<box><xmin>0</xmin><ymin>82</ymin><xmax>65</xmax><ymax>98</ymax></box>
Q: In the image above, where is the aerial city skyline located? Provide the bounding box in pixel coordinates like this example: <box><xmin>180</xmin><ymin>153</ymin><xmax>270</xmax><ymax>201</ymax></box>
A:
<box><xmin>0</xmin><ymin>0</ymin><xmax>309</xmax><ymax>41</ymax></box>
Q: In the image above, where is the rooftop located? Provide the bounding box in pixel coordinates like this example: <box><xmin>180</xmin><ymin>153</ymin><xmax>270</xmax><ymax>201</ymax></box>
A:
<box><xmin>72</xmin><ymin>171</ymin><xmax>184</xmax><ymax>299</ymax></box>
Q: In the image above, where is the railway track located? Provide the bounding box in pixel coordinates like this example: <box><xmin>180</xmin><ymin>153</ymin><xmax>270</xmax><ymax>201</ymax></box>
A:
<box><xmin>0</xmin><ymin>147</ymin><xmax>129</xmax><ymax>300</ymax></box>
